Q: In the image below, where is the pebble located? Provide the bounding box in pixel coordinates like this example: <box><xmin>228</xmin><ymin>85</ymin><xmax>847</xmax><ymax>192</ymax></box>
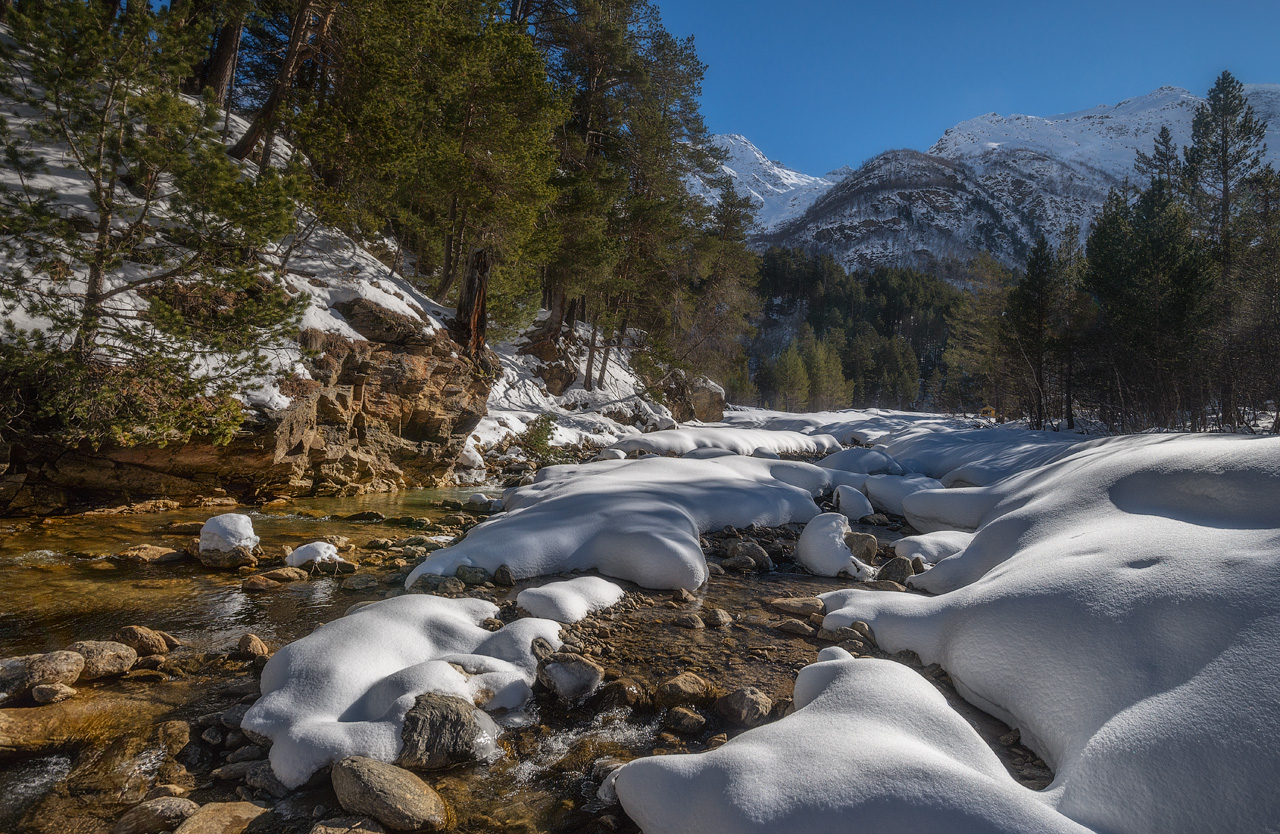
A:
<box><xmin>703</xmin><ymin>608</ymin><xmax>733</xmax><ymax>628</ymax></box>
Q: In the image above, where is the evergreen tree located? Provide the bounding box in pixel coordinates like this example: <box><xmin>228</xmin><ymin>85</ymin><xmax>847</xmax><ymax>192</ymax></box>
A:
<box><xmin>773</xmin><ymin>342</ymin><xmax>809</xmax><ymax>411</ymax></box>
<box><xmin>1134</xmin><ymin>126</ymin><xmax>1182</xmax><ymax>188</ymax></box>
<box><xmin>0</xmin><ymin>0</ymin><xmax>301</xmax><ymax>447</ymax></box>
<box><xmin>1005</xmin><ymin>235</ymin><xmax>1054</xmax><ymax>428</ymax></box>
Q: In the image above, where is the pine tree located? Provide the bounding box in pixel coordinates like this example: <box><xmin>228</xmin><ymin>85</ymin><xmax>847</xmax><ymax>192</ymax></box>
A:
<box><xmin>0</xmin><ymin>0</ymin><xmax>301</xmax><ymax>447</ymax></box>
<box><xmin>773</xmin><ymin>342</ymin><xmax>810</xmax><ymax>411</ymax></box>
<box><xmin>1005</xmin><ymin>235</ymin><xmax>1054</xmax><ymax>428</ymax></box>
<box><xmin>1134</xmin><ymin>126</ymin><xmax>1182</xmax><ymax>188</ymax></box>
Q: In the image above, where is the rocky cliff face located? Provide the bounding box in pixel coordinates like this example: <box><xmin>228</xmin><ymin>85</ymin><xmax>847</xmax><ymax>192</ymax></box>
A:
<box><xmin>0</xmin><ymin>300</ymin><xmax>493</xmax><ymax>515</ymax></box>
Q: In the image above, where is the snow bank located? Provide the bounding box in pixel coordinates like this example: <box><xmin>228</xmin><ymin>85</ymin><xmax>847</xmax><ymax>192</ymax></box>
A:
<box><xmin>821</xmin><ymin>434</ymin><xmax>1280</xmax><ymax>834</ymax></box>
<box><xmin>878</xmin><ymin>427</ymin><xmax>1091</xmax><ymax>487</ymax></box>
<box><xmin>794</xmin><ymin>513</ymin><xmax>874</xmax><ymax>579</ymax></box>
<box><xmin>607</xmin><ymin>427</ymin><xmax>841</xmax><ymax>458</ymax></box>
<box><xmin>404</xmin><ymin>456</ymin><xmax>854</xmax><ymax>591</ymax></box>
<box><xmin>613</xmin><ymin>648</ymin><xmax>1088</xmax><ymax>834</ymax></box>
<box><xmin>863</xmin><ymin>473</ymin><xmax>945</xmax><ymax>516</ymax></box>
<box><xmin>894</xmin><ymin>530</ymin><xmax>974</xmax><ymax>565</ymax></box>
<box><xmin>515</xmin><ymin>576</ymin><xmax>626</xmax><ymax>623</ymax></box>
<box><xmin>242</xmin><ymin>595</ymin><xmax>562</xmax><ymax>788</ymax></box>
<box><xmin>720</xmin><ymin>407</ymin><xmax>982</xmax><ymax>445</ymax></box>
<box><xmin>815</xmin><ymin>446</ymin><xmax>904</xmax><ymax>475</ymax></box>
<box><xmin>199</xmin><ymin>514</ymin><xmax>259</xmax><ymax>552</ymax></box>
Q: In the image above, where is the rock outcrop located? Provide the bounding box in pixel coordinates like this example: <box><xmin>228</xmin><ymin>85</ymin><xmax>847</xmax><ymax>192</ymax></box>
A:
<box><xmin>0</xmin><ymin>302</ymin><xmax>494</xmax><ymax>514</ymax></box>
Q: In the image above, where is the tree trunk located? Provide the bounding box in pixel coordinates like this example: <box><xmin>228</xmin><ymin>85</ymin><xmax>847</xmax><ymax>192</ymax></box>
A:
<box><xmin>453</xmin><ymin>247</ymin><xmax>490</xmax><ymax>358</ymax></box>
<box><xmin>204</xmin><ymin>15</ymin><xmax>244</xmax><ymax>109</ymax></box>
<box><xmin>584</xmin><ymin>310</ymin><xmax>599</xmax><ymax>393</ymax></box>
<box><xmin>228</xmin><ymin>0</ymin><xmax>317</xmax><ymax>161</ymax></box>
<box><xmin>435</xmin><ymin>197</ymin><xmax>462</xmax><ymax>299</ymax></box>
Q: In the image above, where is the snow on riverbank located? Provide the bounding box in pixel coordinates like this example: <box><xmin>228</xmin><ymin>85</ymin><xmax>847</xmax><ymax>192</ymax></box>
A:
<box><xmin>606</xmin><ymin>427</ymin><xmax>841</xmax><ymax>457</ymax></box>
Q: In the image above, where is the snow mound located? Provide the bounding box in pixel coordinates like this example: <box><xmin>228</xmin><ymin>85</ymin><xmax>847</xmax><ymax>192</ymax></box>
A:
<box><xmin>199</xmin><ymin>514</ymin><xmax>259</xmax><ymax>552</ymax></box>
<box><xmin>720</xmin><ymin>407</ymin><xmax>982</xmax><ymax>445</ymax></box>
<box><xmin>242</xmin><ymin>595</ymin><xmax>562</xmax><ymax>788</ymax></box>
<box><xmin>894</xmin><ymin>530</ymin><xmax>974</xmax><ymax>565</ymax></box>
<box><xmin>613</xmin><ymin>648</ymin><xmax>1087</xmax><ymax>834</ymax></box>
<box><xmin>863</xmin><ymin>473</ymin><xmax>945</xmax><ymax>516</ymax></box>
<box><xmin>821</xmin><ymin>434</ymin><xmax>1280</xmax><ymax>834</ymax></box>
<box><xmin>815</xmin><ymin>446</ymin><xmax>904</xmax><ymax>475</ymax></box>
<box><xmin>607</xmin><ymin>427</ymin><xmax>841</xmax><ymax>458</ymax></box>
<box><xmin>285</xmin><ymin>541</ymin><xmax>352</xmax><ymax>568</ymax></box>
<box><xmin>832</xmin><ymin>483</ymin><xmax>873</xmax><ymax>520</ymax></box>
<box><xmin>795</xmin><ymin>513</ymin><xmax>874</xmax><ymax>579</ymax></box>
<box><xmin>515</xmin><ymin>576</ymin><xmax>626</xmax><ymax>623</ymax></box>
<box><xmin>878</xmin><ymin>427</ymin><xmax>1091</xmax><ymax>487</ymax></box>
<box><xmin>404</xmin><ymin>456</ymin><xmax>854</xmax><ymax>591</ymax></box>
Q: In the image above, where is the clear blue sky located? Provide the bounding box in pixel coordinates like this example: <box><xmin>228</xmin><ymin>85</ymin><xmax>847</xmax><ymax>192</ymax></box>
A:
<box><xmin>657</xmin><ymin>0</ymin><xmax>1280</xmax><ymax>175</ymax></box>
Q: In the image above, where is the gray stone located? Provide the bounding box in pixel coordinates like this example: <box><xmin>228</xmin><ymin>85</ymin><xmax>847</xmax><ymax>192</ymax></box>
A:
<box><xmin>341</xmin><ymin>575</ymin><xmax>378</xmax><ymax>591</ymax></box>
<box><xmin>245</xmin><ymin>761</ymin><xmax>290</xmax><ymax>798</ymax></box>
<box><xmin>309</xmin><ymin>818</ymin><xmax>387</xmax><ymax>834</ymax></box>
<box><xmin>728</xmin><ymin>540</ymin><xmax>773</xmax><ymax>570</ymax></box>
<box><xmin>537</xmin><ymin>652</ymin><xmax>605</xmax><ymax>701</ymax></box>
<box><xmin>715</xmin><ymin>687</ymin><xmax>773</xmax><ymax>728</ymax></box>
<box><xmin>31</xmin><ymin>682</ymin><xmax>77</xmax><ymax>704</ymax></box>
<box><xmin>396</xmin><ymin>692</ymin><xmax>490</xmax><ymax>770</ymax></box>
<box><xmin>437</xmin><ymin>577</ymin><xmax>466</xmax><ymax>595</ymax></box>
<box><xmin>654</xmin><ymin>672</ymin><xmax>714</xmax><ymax>708</ymax></box>
<box><xmin>455</xmin><ymin>565</ymin><xmax>490</xmax><ymax>586</ymax></box>
<box><xmin>67</xmin><ymin>640</ymin><xmax>138</xmax><ymax>680</ymax></box>
<box><xmin>225</xmin><ymin>744</ymin><xmax>265</xmax><ymax>764</ymax></box>
<box><xmin>673</xmin><ymin>613</ymin><xmax>704</xmax><ymax>629</ymax></box>
<box><xmin>112</xmin><ymin>796</ymin><xmax>201</xmax><ymax>834</ymax></box>
<box><xmin>197</xmin><ymin>546</ymin><xmax>258</xmax><ymax>570</ymax></box>
<box><xmin>702</xmin><ymin>608</ymin><xmax>733</xmax><ymax>628</ymax></box>
<box><xmin>877</xmin><ymin>555</ymin><xmax>916</xmax><ymax>585</ymax></box>
<box><xmin>172</xmin><ymin>801</ymin><xmax>268</xmax><ymax>834</ymax></box>
<box><xmin>113</xmin><ymin>625</ymin><xmax>171</xmax><ymax>656</ymax></box>
<box><xmin>0</xmin><ymin>651</ymin><xmax>85</xmax><ymax>704</ymax></box>
<box><xmin>720</xmin><ymin>554</ymin><xmax>757</xmax><ymax>572</ymax></box>
<box><xmin>662</xmin><ymin>706</ymin><xmax>706</xmax><ymax>734</ymax></box>
<box><xmin>492</xmin><ymin>565</ymin><xmax>515</xmax><ymax>586</ymax></box>
<box><xmin>843</xmin><ymin>531</ymin><xmax>880</xmax><ymax>562</ymax></box>
<box><xmin>910</xmin><ymin>556</ymin><xmax>927</xmax><ymax>574</ymax></box>
<box><xmin>331</xmin><ymin>757</ymin><xmax>452</xmax><ymax>832</ymax></box>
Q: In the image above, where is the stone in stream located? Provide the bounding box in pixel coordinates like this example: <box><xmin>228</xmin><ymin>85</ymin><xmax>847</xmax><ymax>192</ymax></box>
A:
<box><xmin>310</xmin><ymin>818</ymin><xmax>387</xmax><ymax>834</ymax></box>
<box><xmin>331</xmin><ymin>757</ymin><xmax>452</xmax><ymax>832</ymax></box>
<box><xmin>673</xmin><ymin>613</ymin><xmax>704</xmax><ymax>630</ymax></box>
<box><xmin>241</xmin><ymin>575</ymin><xmax>281</xmax><ymax>593</ymax></box>
<box><xmin>235</xmin><ymin>634</ymin><xmax>271</xmax><ymax>660</ymax></box>
<box><xmin>31</xmin><ymin>682</ymin><xmax>77</xmax><ymax>704</ymax></box>
<box><xmin>113</xmin><ymin>626</ymin><xmax>171</xmax><ymax>657</ymax></box>
<box><xmin>594</xmin><ymin>677</ymin><xmax>650</xmax><ymax>711</ymax></box>
<box><xmin>766</xmin><ymin>594</ymin><xmax>823</xmax><ymax>617</ymax></box>
<box><xmin>344</xmin><ymin>511</ymin><xmax>387</xmax><ymax>522</ymax></box>
<box><xmin>703</xmin><ymin>608</ymin><xmax>734</xmax><ymax>628</ymax></box>
<box><xmin>663</xmin><ymin>706</ymin><xmax>706</xmax><ymax>734</ymax></box>
<box><xmin>877</xmin><ymin>555</ymin><xmax>916</xmax><ymax>585</ymax></box>
<box><xmin>843</xmin><ymin>530</ymin><xmax>880</xmax><ymax>562</ymax></box>
<box><xmin>172</xmin><ymin>801</ymin><xmax>268</xmax><ymax>834</ymax></box>
<box><xmin>537</xmin><ymin>652</ymin><xmax>605</xmax><ymax>701</ymax></box>
<box><xmin>0</xmin><ymin>650</ymin><xmax>85</xmax><ymax>704</ymax></box>
<box><xmin>111</xmin><ymin>797</ymin><xmax>200</xmax><ymax>834</ymax></box>
<box><xmin>341</xmin><ymin>575</ymin><xmax>378</xmax><ymax>591</ymax></box>
<box><xmin>727</xmin><ymin>540</ymin><xmax>773</xmax><ymax>571</ymax></box>
<box><xmin>397</xmin><ymin>692</ymin><xmax>496</xmax><ymax>770</ymax></box>
<box><xmin>196</xmin><ymin>546</ymin><xmax>258</xmax><ymax>570</ymax></box>
<box><xmin>654</xmin><ymin>672</ymin><xmax>715</xmax><ymax>708</ymax></box>
<box><xmin>262</xmin><ymin>566</ymin><xmax>310</xmax><ymax>583</ymax></box>
<box><xmin>116</xmin><ymin>544</ymin><xmax>186</xmax><ymax>564</ymax></box>
<box><xmin>720</xmin><ymin>554</ymin><xmax>757</xmax><ymax>572</ymax></box>
<box><xmin>715</xmin><ymin>687</ymin><xmax>773</xmax><ymax>728</ymax></box>
<box><xmin>455</xmin><ymin>565</ymin><xmax>490</xmax><ymax>586</ymax></box>
<box><xmin>67</xmin><ymin>641</ymin><xmax>137</xmax><ymax>679</ymax></box>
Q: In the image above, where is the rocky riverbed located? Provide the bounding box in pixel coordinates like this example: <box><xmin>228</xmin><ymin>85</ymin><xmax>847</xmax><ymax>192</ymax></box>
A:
<box><xmin>0</xmin><ymin>493</ymin><xmax>1051</xmax><ymax>834</ymax></box>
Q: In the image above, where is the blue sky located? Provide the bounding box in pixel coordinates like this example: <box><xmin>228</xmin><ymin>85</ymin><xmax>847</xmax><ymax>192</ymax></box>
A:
<box><xmin>657</xmin><ymin>0</ymin><xmax>1280</xmax><ymax>175</ymax></box>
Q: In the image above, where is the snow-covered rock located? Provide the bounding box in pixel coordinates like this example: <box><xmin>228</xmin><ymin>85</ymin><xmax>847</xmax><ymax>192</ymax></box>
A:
<box><xmin>832</xmin><ymin>483</ymin><xmax>873</xmax><ymax>520</ymax></box>
<box><xmin>607</xmin><ymin>427</ymin><xmax>841</xmax><ymax>458</ymax></box>
<box><xmin>515</xmin><ymin>577</ymin><xmax>626</xmax><ymax>624</ymax></box>
<box><xmin>815</xmin><ymin>446</ymin><xmax>904</xmax><ymax>475</ymax></box>
<box><xmin>794</xmin><ymin>513</ymin><xmax>875</xmax><ymax>579</ymax></box>
<box><xmin>285</xmin><ymin>541</ymin><xmax>351</xmax><ymax>569</ymax></box>
<box><xmin>893</xmin><ymin>530</ymin><xmax>974</xmax><ymax>565</ymax></box>
<box><xmin>242</xmin><ymin>595</ymin><xmax>562</xmax><ymax>788</ymax></box>
<box><xmin>199</xmin><ymin>514</ymin><xmax>259</xmax><ymax>553</ymax></box>
<box><xmin>863</xmin><ymin>473</ymin><xmax>945</xmax><ymax>516</ymax></box>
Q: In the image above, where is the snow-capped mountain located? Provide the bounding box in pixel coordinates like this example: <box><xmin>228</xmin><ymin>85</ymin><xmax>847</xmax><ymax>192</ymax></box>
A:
<box><xmin>737</xmin><ymin>84</ymin><xmax>1280</xmax><ymax>272</ymax></box>
<box><xmin>688</xmin><ymin>134</ymin><xmax>842</xmax><ymax>232</ymax></box>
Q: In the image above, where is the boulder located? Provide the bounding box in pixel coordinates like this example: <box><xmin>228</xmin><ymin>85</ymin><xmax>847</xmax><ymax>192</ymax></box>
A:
<box><xmin>537</xmin><ymin>653</ymin><xmax>605</xmax><ymax>701</ymax></box>
<box><xmin>116</xmin><ymin>544</ymin><xmax>186</xmax><ymax>564</ymax></box>
<box><xmin>0</xmin><ymin>651</ymin><xmax>85</xmax><ymax>704</ymax></box>
<box><xmin>331</xmin><ymin>757</ymin><xmax>452</xmax><ymax>832</ymax></box>
<box><xmin>235</xmin><ymin>634</ymin><xmax>271</xmax><ymax>660</ymax></box>
<box><xmin>663</xmin><ymin>706</ymin><xmax>706</xmax><ymax>734</ymax></box>
<box><xmin>396</xmin><ymin>692</ymin><xmax>494</xmax><ymax>770</ymax></box>
<box><xmin>877</xmin><ymin>555</ymin><xmax>916</xmax><ymax>585</ymax></box>
<box><xmin>197</xmin><ymin>546</ymin><xmax>258</xmax><ymax>570</ymax></box>
<box><xmin>67</xmin><ymin>641</ymin><xmax>138</xmax><ymax>679</ymax></box>
<box><xmin>113</xmin><ymin>626</ymin><xmax>170</xmax><ymax>657</ymax></box>
<box><xmin>715</xmin><ymin>687</ymin><xmax>773</xmax><ymax>727</ymax></box>
<box><xmin>843</xmin><ymin>530</ymin><xmax>880</xmax><ymax>562</ymax></box>
<box><xmin>112</xmin><ymin>797</ymin><xmax>200</xmax><ymax>834</ymax></box>
<box><xmin>172</xmin><ymin>801</ymin><xmax>268</xmax><ymax>834</ymax></box>
<box><xmin>654</xmin><ymin>672</ymin><xmax>715</xmax><ymax>708</ymax></box>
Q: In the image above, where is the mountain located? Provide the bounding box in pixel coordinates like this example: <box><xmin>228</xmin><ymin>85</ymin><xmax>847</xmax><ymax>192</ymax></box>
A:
<box><xmin>687</xmin><ymin>134</ymin><xmax>841</xmax><ymax>232</ymax></box>
<box><xmin>732</xmin><ymin>84</ymin><xmax>1280</xmax><ymax>272</ymax></box>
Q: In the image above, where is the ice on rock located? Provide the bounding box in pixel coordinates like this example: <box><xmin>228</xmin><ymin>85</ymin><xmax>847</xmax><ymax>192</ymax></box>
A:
<box><xmin>606</xmin><ymin>427</ymin><xmax>841</xmax><ymax>458</ymax></box>
<box><xmin>199</xmin><ymin>513</ymin><xmax>259</xmax><ymax>553</ymax></box>
<box><xmin>285</xmin><ymin>541</ymin><xmax>351</xmax><ymax>568</ymax></box>
<box><xmin>894</xmin><ymin>530</ymin><xmax>974</xmax><ymax>565</ymax></box>
<box><xmin>403</xmin><ymin>456</ymin><xmax>852</xmax><ymax>591</ymax></box>
<box><xmin>863</xmin><ymin>473</ymin><xmax>945</xmax><ymax>516</ymax></box>
<box><xmin>821</xmin><ymin>434</ymin><xmax>1280</xmax><ymax>834</ymax></box>
<box><xmin>832</xmin><ymin>483</ymin><xmax>873</xmax><ymax>520</ymax></box>
<box><xmin>815</xmin><ymin>446</ymin><xmax>904</xmax><ymax>475</ymax></box>
<box><xmin>515</xmin><ymin>576</ymin><xmax>626</xmax><ymax>624</ymax></box>
<box><xmin>241</xmin><ymin>595</ymin><xmax>562</xmax><ymax>788</ymax></box>
<box><xmin>613</xmin><ymin>649</ymin><xmax>1089</xmax><ymax>834</ymax></box>
<box><xmin>795</xmin><ymin>513</ymin><xmax>874</xmax><ymax>579</ymax></box>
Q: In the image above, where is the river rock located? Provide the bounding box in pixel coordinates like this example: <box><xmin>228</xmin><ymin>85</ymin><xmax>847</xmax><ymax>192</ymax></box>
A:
<box><xmin>245</xmin><ymin>761</ymin><xmax>290</xmax><ymax>798</ymax></box>
<box><xmin>310</xmin><ymin>818</ymin><xmax>387</xmax><ymax>834</ymax></box>
<box><xmin>877</xmin><ymin>555</ymin><xmax>916</xmax><ymax>585</ymax></box>
<box><xmin>341</xmin><ymin>575</ymin><xmax>378</xmax><ymax>591</ymax></box>
<box><xmin>777</xmin><ymin>619</ymin><xmax>817</xmax><ymax>637</ymax></box>
<box><xmin>112</xmin><ymin>796</ymin><xmax>200</xmax><ymax>834</ymax></box>
<box><xmin>537</xmin><ymin>653</ymin><xmax>605</xmax><ymax>701</ymax></box>
<box><xmin>241</xmin><ymin>575</ymin><xmax>281</xmax><ymax>592</ymax></box>
<box><xmin>727</xmin><ymin>540</ymin><xmax>773</xmax><ymax>570</ymax></box>
<box><xmin>768</xmin><ymin>596</ymin><xmax>824</xmax><ymax>617</ymax></box>
<box><xmin>68</xmin><ymin>641</ymin><xmax>138</xmax><ymax>679</ymax></box>
<box><xmin>113</xmin><ymin>626</ymin><xmax>170</xmax><ymax>657</ymax></box>
<box><xmin>31</xmin><ymin>682</ymin><xmax>77</xmax><ymax>704</ymax></box>
<box><xmin>331</xmin><ymin>757</ymin><xmax>452</xmax><ymax>832</ymax></box>
<box><xmin>117</xmin><ymin>544</ymin><xmax>186</xmax><ymax>564</ymax></box>
<box><xmin>197</xmin><ymin>546</ymin><xmax>258</xmax><ymax>570</ymax></box>
<box><xmin>673</xmin><ymin>613</ymin><xmax>704</xmax><ymax>629</ymax></box>
<box><xmin>703</xmin><ymin>608</ymin><xmax>733</xmax><ymax>628</ymax></box>
<box><xmin>164</xmin><ymin>521</ymin><xmax>206</xmax><ymax>535</ymax></box>
<box><xmin>595</xmin><ymin>677</ymin><xmax>650</xmax><ymax>710</ymax></box>
<box><xmin>492</xmin><ymin>565</ymin><xmax>515</xmax><ymax>586</ymax></box>
<box><xmin>843</xmin><ymin>530</ymin><xmax>880</xmax><ymax>562</ymax></box>
<box><xmin>172</xmin><ymin>801</ymin><xmax>268</xmax><ymax>834</ymax></box>
<box><xmin>720</xmin><ymin>554</ymin><xmax>757</xmax><ymax>572</ymax></box>
<box><xmin>655</xmin><ymin>672</ymin><xmax>715</xmax><ymax>708</ymax></box>
<box><xmin>396</xmin><ymin>692</ymin><xmax>492</xmax><ymax>770</ymax></box>
<box><xmin>260</xmin><ymin>567</ymin><xmax>309</xmax><ymax>582</ymax></box>
<box><xmin>715</xmin><ymin>687</ymin><xmax>773</xmax><ymax>727</ymax></box>
<box><xmin>455</xmin><ymin>565</ymin><xmax>489</xmax><ymax>585</ymax></box>
<box><xmin>235</xmin><ymin>634</ymin><xmax>271</xmax><ymax>660</ymax></box>
<box><xmin>0</xmin><ymin>651</ymin><xmax>85</xmax><ymax>704</ymax></box>
<box><xmin>663</xmin><ymin>706</ymin><xmax>706</xmax><ymax>734</ymax></box>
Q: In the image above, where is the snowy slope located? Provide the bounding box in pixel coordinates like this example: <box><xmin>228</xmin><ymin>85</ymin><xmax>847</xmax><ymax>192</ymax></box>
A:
<box><xmin>687</xmin><ymin>134</ymin><xmax>841</xmax><ymax>232</ymax></box>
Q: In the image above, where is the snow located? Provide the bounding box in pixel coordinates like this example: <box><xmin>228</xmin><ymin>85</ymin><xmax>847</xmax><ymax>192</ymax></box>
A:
<box><xmin>285</xmin><ymin>541</ymin><xmax>353</xmax><ymax>569</ymax></box>
<box><xmin>815</xmin><ymin>446</ymin><xmax>904</xmax><ymax>475</ymax></box>
<box><xmin>894</xmin><ymin>530</ymin><xmax>974</xmax><ymax>565</ymax></box>
<box><xmin>832</xmin><ymin>483</ymin><xmax>873</xmax><ymax>520</ymax></box>
<box><xmin>613</xmin><ymin>648</ymin><xmax>1088</xmax><ymax>834</ymax></box>
<box><xmin>794</xmin><ymin>513</ymin><xmax>875</xmax><ymax>579</ymax></box>
<box><xmin>242</xmin><ymin>595</ymin><xmax>563</xmax><ymax>788</ymax></box>
<box><xmin>686</xmin><ymin>134</ymin><xmax>839</xmax><ymax>232</ymax></box>
<box><xmin>515</xmin><ymin>576</ymin><xmax>626</xmax><ymax>624</ymax></box>
<box><xmin>820</xmin><ymin>433</ymin><xmax>1280</xmax><ymax>834</ymax></box>
<box><xmin>198</xmin><ymin>514</ymin><xmax>259</xmax><ymax>552</ymax></box>
<box><xmin>404</xmin><ymin>455</ymin><xmax>859</xmax><ymax>591</ymax></box>
<box><xmin>878</xmin><ymin>427</ymin><xmax>1090</xmax><ymax>487</ymax></box>
<box><xmin>863</xmin><ymin>473</ymin><xmax>945</xmax><ymax>516</ymax></box>
<box><xmin>720</xmin><ymin>407</ymin><xmax>983</xmax><ymax>445</ymax></box>
<box><xmin>606</xmin><ymin>427</ymin><xmax>841</xmax><ymax>458</ymax></box>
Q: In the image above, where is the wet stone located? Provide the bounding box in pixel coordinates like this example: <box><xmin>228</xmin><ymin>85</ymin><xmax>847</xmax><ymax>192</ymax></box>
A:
<box><xmin>397</xmin><ymin>692</ymin><xmax>490</xmax><ymax>770</ymax></box>
<box><xmin>341</xmin><ymin>575</ymin><xmax>378</xmax><ymax>591</ymax></box>
<box><xmin>113</xmin><ymin>625</ymin><xmax>171</xmax><ymax>657</ymax></box>
<box><xmin>655</xmin><ymin>672</ymin><xmax>715</xmax><ymax>708</ymax></box>
<box><xmin>673</xmin><ymin>613</ymin><xmax>705</xmax><ymax>630</ymax></box>
<box><xmin>0</xmin><ymin>650</ymin><xmax>85</xmax><ymax>704</ymax></box>
<box><xmin>331</xmin><ymin>756</ymin><xmax>452</xmax><ymax>833</ymax></box>
<box><xmin>703</xmin><ymin>608</ymin><xmax>734</xmax><ymax>628</ymax></box>
<box><xmin>111</xmin><ymin>796</ymin><xmax>200</xmax><ymax>834</ymax></box>
<box><xmin>68</xmin><ymin>640</ymin><xmax>138</xmax><ymax>679</ymax></box>
<box><xmin>877</xmin><ymin>555</ymin><xmax>916</xmax><ymax>585</ymax></box>
<box><xmin>663</xmin><ymin>706</ymin><xmax>706</xmax><ymax>734</ymax></box>
<box><xmin>241</xmin><ymin>575</ymin><xmax>281</xmax><ymax>593</ymax></box>
<box><xmin>235</xmin><ymin>634</ymin><xmax>271</xmax><ymax>660</ymax></box>
<box><xmin>31</xmin><ymin>682</ymin><xmax>77</xmax><ymax>704</ymax></box>
<box><xmin>715</xmin><ymin>687</ymin><xmax>773</xmax><ymax>728</ymax></box>
<box><xmin>537</xmin><ymin>652</ymin><xmax>605</xmax><ymax>701</ymax></box>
